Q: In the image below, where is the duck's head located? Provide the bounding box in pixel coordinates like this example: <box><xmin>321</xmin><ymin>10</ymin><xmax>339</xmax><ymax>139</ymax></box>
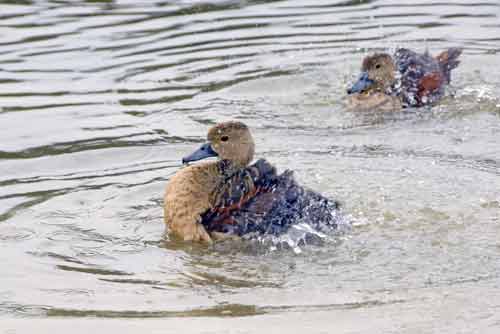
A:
<box><xmin>347</xmin><ymin>53</ymin><xmax>396</xmax><ymax>95</ymax></box>
<box><xmin>182</xmin><ymin>121</ymin><xmax>255</xmax><ymax>168</ymax></box>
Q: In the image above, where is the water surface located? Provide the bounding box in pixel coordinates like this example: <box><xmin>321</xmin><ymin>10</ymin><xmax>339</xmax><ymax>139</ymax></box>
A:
<box><xmin>1</xmin><ymin>0</ymin><xmax>500</xmax><ymax>332</ymax></box>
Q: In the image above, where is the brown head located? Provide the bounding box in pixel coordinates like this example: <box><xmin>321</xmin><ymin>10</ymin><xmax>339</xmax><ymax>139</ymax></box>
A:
<box><xmin>347</xmin><ymin>53</ymin><xmax>396</xmax><ymax>94</ymax></box>
<box><xmin>182</xmin><ymin>121</ymin><xmax>255</xmax><ymax>168</ymax></box>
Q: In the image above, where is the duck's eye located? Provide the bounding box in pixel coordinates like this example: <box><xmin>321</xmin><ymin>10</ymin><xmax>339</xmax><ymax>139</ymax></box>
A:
<box><xmin>375</xmin><ymin>64</ymin><xmax>381</xmax><ymax>69</ymax></box>
<box><xmin>220</xmin><ymin>135</ymin><xmax>229</xmax><ymax>142</ymax></box>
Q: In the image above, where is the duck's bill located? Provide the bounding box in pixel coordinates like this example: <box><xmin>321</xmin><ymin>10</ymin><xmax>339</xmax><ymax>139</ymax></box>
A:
<box><xmin>347</xmin><ymin>72</ymin><xmax>374</xmax><ymax>94</ymax></box>
<box><xmin>182</xmin><ymin>143</ymin><xmax>218</xmax><ymax>164</ymax></box>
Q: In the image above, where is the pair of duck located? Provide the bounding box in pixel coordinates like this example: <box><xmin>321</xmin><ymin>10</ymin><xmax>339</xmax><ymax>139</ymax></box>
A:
<box><xmin>164</xmin><ymin>47</ymin><xmax>462</xmax><ymax>243</ymax></box>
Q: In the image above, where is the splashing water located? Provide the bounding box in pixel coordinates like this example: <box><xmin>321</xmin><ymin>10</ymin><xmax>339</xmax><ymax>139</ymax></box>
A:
<box><xmin>242</xmin><ymin>206</ymin><xmax>352</xmax><ymax>254</ymax></box>
<box><xmin>1</xmin><ymin>0</ymin><xmax>500</xmax><ymax>331</ymax></box>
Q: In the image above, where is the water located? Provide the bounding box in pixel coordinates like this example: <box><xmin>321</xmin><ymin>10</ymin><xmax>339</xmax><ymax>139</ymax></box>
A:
<box><xmin>1</xmin><ymin>0</ymin><xmax>499</xmax><ymax>332</ymax></box>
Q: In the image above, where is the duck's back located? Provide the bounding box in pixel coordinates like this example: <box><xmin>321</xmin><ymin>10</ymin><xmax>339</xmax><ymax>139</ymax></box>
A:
<box><xmin>394</xmin><ymin>48</ymin><xmax>461</xmax><ymax>107</ymax></box>
<box><xmin>201</xmin><ymin>162</ymin><xmax>340</xmax><ymax>237</ymax></box>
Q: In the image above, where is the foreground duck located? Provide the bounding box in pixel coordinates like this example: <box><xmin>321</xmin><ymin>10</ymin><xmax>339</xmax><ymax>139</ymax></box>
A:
<box><xmin>164</xmin><ymin>121</ymin><xmax>340</xmax><ymax>243</ymax></box>
<box><xmin>347</xmin><ymin>48</ymin><xmax>462</xmax><ymax>109</ymax></box>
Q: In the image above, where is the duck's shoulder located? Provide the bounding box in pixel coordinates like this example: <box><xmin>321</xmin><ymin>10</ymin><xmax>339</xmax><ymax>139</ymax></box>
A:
<box><xmin>200</xmin><ymin>159</ymin><xmax>280</xmax><ymax>233</ymax></box>
<box><xmin>210</xmin><ymin>159</ymin><xmax>278</xmax><ymax>208</ymax></box>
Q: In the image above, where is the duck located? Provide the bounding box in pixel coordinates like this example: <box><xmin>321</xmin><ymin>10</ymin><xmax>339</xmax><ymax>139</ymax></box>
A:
<box><xmin>347</xmin><ymin>48</ymin><xmax>462</xmax><ymax>108</ymax></box>
<box><xmin>164</xmin><ymin>121</ymin><xmax>340</xmax><ymax>243</ymax></box>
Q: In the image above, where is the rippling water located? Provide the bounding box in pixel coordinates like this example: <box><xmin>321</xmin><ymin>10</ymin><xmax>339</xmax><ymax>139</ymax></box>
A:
<box><xmin>1</xmin><ymin>0</ymin><xmax>500</xmax><ymax>332</ymax></box>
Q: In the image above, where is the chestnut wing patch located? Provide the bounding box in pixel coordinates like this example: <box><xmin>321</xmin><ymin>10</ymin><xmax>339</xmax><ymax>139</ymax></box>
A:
<box><xmin>418</xmin><ymin>72</ymin><xmax>443</xmax><ymax>96</ymax></box>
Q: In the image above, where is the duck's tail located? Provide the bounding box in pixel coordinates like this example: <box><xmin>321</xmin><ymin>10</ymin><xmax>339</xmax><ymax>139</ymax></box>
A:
<box><xmin>436</xmin><ymin>48</ymin><xmax>462</xmax><ymax>83</ymax></box>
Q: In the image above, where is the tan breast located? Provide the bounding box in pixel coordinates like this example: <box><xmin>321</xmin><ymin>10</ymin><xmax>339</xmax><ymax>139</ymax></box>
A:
<box><xmin>346</xmin><ymin>92</ymin><xmax>402</xmax><ymax>112</ymax></box>
<box><xmin>164</xmin><ymin>162</ymin><xmax>220</xmax><ymax>243</ymax></box>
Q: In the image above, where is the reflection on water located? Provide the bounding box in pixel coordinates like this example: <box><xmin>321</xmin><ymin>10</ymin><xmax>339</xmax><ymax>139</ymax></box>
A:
<box><xmin>0</xmin><ymin>0</ymin><xmax>500</xmax><ymax>331</ymax></box>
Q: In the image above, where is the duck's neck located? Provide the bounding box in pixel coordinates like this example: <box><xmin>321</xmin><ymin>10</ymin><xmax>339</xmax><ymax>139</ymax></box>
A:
<box><xmin>217</xmin><ymin>159</ymin><xmax>245</xmax><ymax>179</ymax></box>
<box><xmin>210</xmin><ymin>159</ymin><xmax>256</xmax><ymax>210</ymax></box>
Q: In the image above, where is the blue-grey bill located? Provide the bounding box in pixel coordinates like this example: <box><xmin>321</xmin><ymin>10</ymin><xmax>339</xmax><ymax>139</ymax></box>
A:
<box><xmin>182</xmin><ymin>143</ymin><xmax>218</xmax><ymax>164</ymax></box>
<box><xmin>347</xmin><ymin>72</ymin><xmax>374</xmax><ymax>94</ymax></box>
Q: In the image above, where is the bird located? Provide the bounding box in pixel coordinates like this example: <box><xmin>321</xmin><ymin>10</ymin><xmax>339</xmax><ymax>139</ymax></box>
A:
<box><xmin>347</xmin><ymin>48</ymin><xmax>462</xmax><ymax>108</ymax></box>
<box><xmin>164</xmin><ymin>121</ymin><xmax>341</xmax><ymax>243</ymax></box>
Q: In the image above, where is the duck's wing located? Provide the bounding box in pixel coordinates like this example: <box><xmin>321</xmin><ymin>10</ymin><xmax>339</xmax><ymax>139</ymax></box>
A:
<box><xmin>394</xmin><ymin>48</ymin><xmax>446</xmax><ymax>107</ymax></box>
<box><xmin>203</xmin><ymin>168</ymin><xmax>340</xmax><ymax>237</ymax></box>
<box><xmin>200</xmin><ymin>159</ymin><xmax>278</xmax><ymax>232</ymax></box>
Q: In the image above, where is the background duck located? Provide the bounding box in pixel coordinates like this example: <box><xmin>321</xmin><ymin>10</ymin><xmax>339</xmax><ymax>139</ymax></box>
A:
<box><xmin>164</xmin><ymin>121</ymin><xmax>341</xmax><ymax>243</ymax></box>
<box><xmin>347</xmin><ymin>48</ymin><xmax>462</xmax><ymax>108</ymax></box>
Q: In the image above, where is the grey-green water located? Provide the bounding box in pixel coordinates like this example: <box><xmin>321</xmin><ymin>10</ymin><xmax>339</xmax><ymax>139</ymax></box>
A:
<box><xmin>1</xmin><ymin>0</ymin><xmax>499</xmax><ymax>332</ymax></box>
